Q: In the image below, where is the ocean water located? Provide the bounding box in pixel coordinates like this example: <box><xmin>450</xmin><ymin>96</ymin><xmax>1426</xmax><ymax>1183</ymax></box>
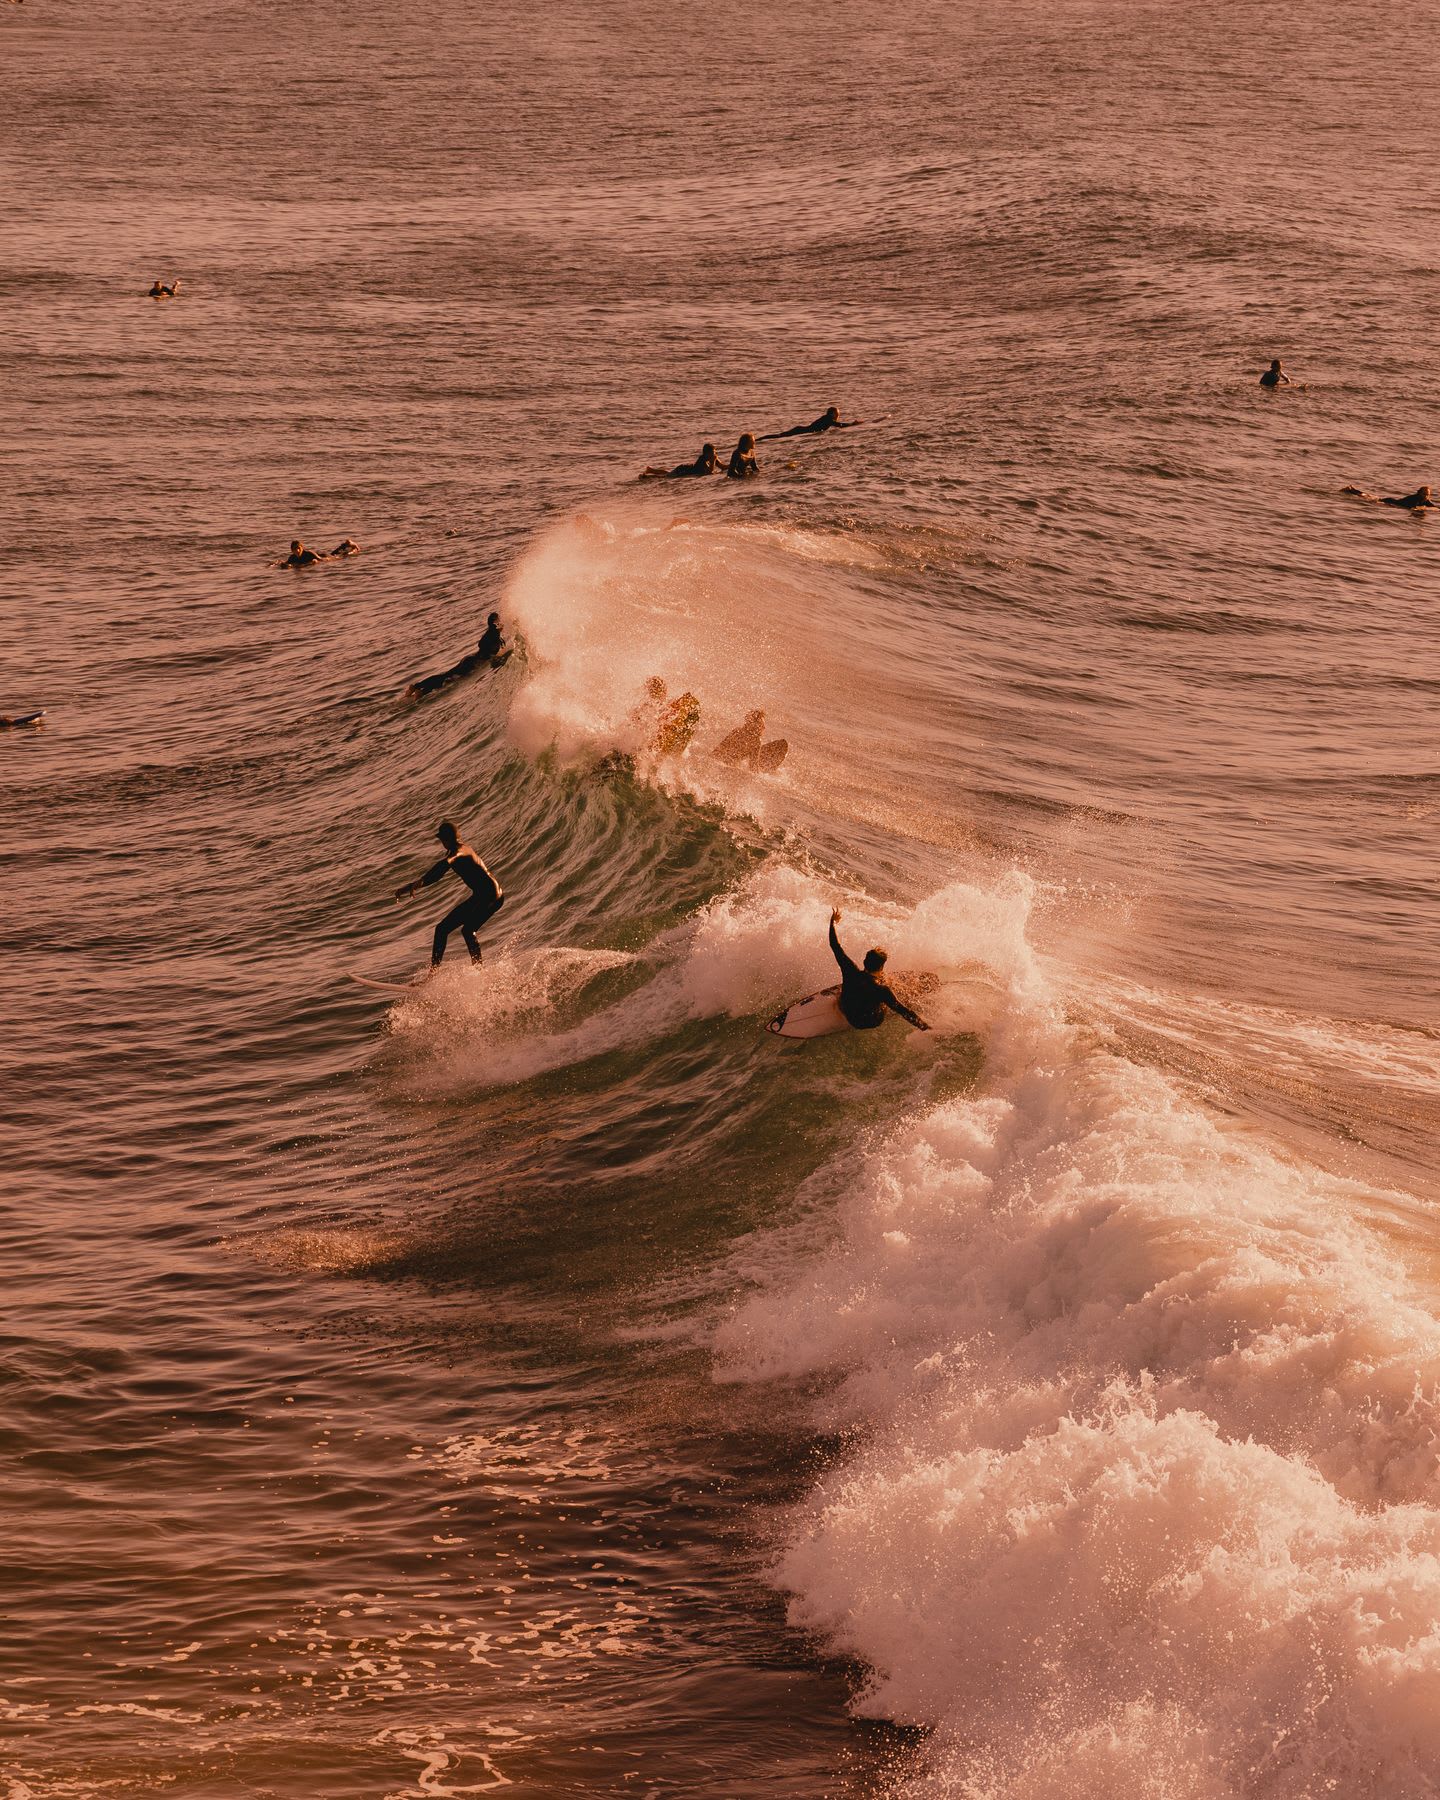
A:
<box><xmin>4</xmin><ymin>1</ymin><xmax>1440</xmax><ymax>1794</ymax></box>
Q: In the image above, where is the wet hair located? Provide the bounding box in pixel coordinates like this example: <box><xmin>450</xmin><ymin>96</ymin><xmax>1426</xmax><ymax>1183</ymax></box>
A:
<box><xmin>436</xmin><ymin>819</ymin><xmax>459</xmax><ymax>846</ymax></box>
<box><xmin>291</xmin><ymin>540</ymin><xmax>302</xmax><ymax>551</ymax></box>
<box><xmin>823</xmin><ymin>406</ymin><xmax>839</xmax><ymax>422</ymax></box>
<box><xmin>738</xmin><ymin>433</ymin><xmax>756</xmax><ymax>453</ymax></box>
<box><xmin>487</xmin><ymin>611</ymin><xmax>500</xmax><ymax>625</ymax></box>
<box><xmin>863</xmin><ymin>947</ymin><xmax>888</xmax><ymax>973</ymax></box>
<box><xmin>701</xmin><ymin>443</ymin><xmax>716</xmax><ymax>460</ymax></box>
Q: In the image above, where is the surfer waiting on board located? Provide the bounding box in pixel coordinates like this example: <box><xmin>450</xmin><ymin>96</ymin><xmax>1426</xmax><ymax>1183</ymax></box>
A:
<box><xmin>148</xmin><ymin>278</ymin><xmax>180</xmax><ymax>298</ymax></box>
<box><xmin>759</xmin><ymin>406</ymin><xmax>861</xmax><ymax>440</ymax></box>
<box><xmin>1259</xmin><ymin>359</ymin><xmax>1290</xmax><ymax>389</ymax></box>
<box><xmin>394</xmin><ymin>821</ymin><xmax>505</xmax><ymax>966</ymax></box>
<box><xmin>828</xmin><ymin>910</ymin><xmax>929</xmax><ymax>1032</ymax></box>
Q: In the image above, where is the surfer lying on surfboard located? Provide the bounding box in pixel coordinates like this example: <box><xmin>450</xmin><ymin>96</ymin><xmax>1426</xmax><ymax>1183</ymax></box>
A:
<box><xmin>405</xmin><ymin>614</ymin><xmax>508</xmax><ymax>698</ymax></box>
<box><xmin>394</xmin><ymin>820</ymin><xmax>505</xmax><ymax>966</ymax></box>
<box><xmin>828</xmin><ymin>909</ymin><xmax>930</xmax><ymax>1032</ymax></box>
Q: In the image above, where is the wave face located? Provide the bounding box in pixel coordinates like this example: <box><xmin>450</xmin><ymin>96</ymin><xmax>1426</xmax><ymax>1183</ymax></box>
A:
<box><xmin>6</xmin><ymin>0</ymin><xmax>1440</xmax><ymax>1793</ymax></box>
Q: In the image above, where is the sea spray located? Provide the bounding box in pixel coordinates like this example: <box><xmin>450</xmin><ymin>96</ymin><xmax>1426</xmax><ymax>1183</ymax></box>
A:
<box><xmin>712</xmin><ymin>878</ymin><xmax>1440</xmax><ymax>1797</ymax></box>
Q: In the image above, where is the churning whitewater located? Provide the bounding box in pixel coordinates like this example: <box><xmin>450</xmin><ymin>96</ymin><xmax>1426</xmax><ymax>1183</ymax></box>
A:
<box><xmin>7</xmin><ymin>0</ymin><xmax>1440</xmax><ymax>1791</ymax></box>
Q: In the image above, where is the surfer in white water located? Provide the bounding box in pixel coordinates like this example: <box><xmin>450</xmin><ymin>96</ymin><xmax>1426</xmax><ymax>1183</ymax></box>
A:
<box><xmin>639</xmin><ymin>444</ymin><xmax>719</xmax><ymax>480</ymax></box>
<box><xmin>405</xmin><ymin>613</ymin><xmax>507</xmax><ymax>698</ymax></box>
<box><xmin>1259</xmin><ymin>359</ymin><xmax>1291</xmax><ymax>389</ymax></box>
<box><xmin>828</xmin><ymin>909</ymin><xmax>930</xmax><ymax>1031</ymax></box>
<box><xmin>394</xmin><ymin>821</ymin><xmax>505</xmax><ymax>966</ymax></box>
<box><xmin>759</xmin><ymin>406</ymin><xmax>862</xmax><ymax>439</ymax></box>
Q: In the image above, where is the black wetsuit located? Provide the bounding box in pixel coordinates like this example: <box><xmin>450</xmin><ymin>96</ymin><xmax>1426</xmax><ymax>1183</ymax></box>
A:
<box><xmin>725</xmin><ymin>449</ymin><xmax>758</xmax><ymax>480</ymax></box>
<box><xmin>828</xmin><ymin>918</ymin><xmax>922</xmax><ymax>1031</ymax></box>
<box><xmin>1382</xmin><ymin>490</ymin><xmax>1433</xmax><ymax>510</ymax></box>
<box><xmin>761</xmin><ymin>413</ymin><xmax>851</xmax><ymax>439</ymax></box>
<box><xmin>410</xmin><ymin>628</ymin><xmax>504</xmax><ymax>697</ymax></box>
<box><xmin>421</xmin><ymin>847</ymin><xmax>504</xmax><ymax>964</ymax></box>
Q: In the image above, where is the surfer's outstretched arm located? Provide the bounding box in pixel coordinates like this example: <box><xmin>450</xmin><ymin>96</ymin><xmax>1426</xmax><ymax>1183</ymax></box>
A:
<box><xmin>395</xmin><ymin>856</ymin><xmax>449</xmax><ymax>900</ymax></box>
<box><xmin>880</xmin><ymin>986</ymin><xmax>930</xmax><ymax>1031</ymax></box>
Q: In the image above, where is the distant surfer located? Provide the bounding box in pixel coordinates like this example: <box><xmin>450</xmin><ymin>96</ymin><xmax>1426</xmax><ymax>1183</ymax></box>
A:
<box><xmin>759</xmin><ymin>406</ymin><xmax>861</xmax><ymax>440</ymax></box>
<box><xmin>394</xmin><ymin>821</ymin><xmax>504</xmax><ymax>966</ymax></box>
<box><xmin>1342</xmin><ymin>484</ymin><xmax>1434</xmax><ymax>511</ymax></box>
<box><xmin>1259</xmin><ymin>359</ymin><xmax>1290</xmax><ymax>389</ymax></box>
<box><xmin>711</xmin><ymin>709</ymin><xmax>787</xmax><ymax>773</ymax></box>
<box><xmin>405</xmin><ymin>613</ymin><xmax>508</xmax><ymax>698</ymax></box>
<box><xmin>0</xmin><ymin>711</ymin><xmax>44</xmax><ymax>729</ymax></box>
<box><xmin>828</xmin><ymin>909</ymin><xmax>930</xmax><ymax>1032</ymax></box>
<box><xmin>724</xmin><ymin>434</ymin><xmax>759</xmax><ymax>480</ymax></box>
<box><xmin>148</xmin><ymin>278</ymin><xmax>180</xmax><ymax>299</ymax></box>
<box><xmin>640</xmin><ymin>444</ymin><xmax>719</xmax><ymax>481</ymax></box>
<box><xmin>278</xmin><ymin>538</ymin><xmax>361</xmax><ymax>567</ymax></box>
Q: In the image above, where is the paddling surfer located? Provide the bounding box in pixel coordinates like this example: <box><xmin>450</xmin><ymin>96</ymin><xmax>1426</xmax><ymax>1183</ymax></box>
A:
<box><xmin>759</xmin><ymin>406</ymin><xmax>861</xmax><ymax>439</ymax></box>
<box><xmin>405</xmin><ymin>614</ymin><xmax>507</xmax><ymax>698</ymax></box>
<box><xmin>1342</xmin><ymin>483</ymin><xmax>1435</xmax><ymax>511</ymax></box>
<box><xmin>394</xmin><ymin>821</ymin><xmax>504</xmax><ymax>965</ymax></box>
<box><xmin>1259</xmin><ymin>359</ymin><xmax>1291</xmax><ymax>389</ymax></box>
<box><xmin>828</xmin><ymin>909</ymin><xmax>929</xmax><ymax>1031</ymax></box>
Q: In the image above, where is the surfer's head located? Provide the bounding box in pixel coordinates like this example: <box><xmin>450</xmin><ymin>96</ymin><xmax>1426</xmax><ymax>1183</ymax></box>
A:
<box><xmin>823</xmin><ymin>406</ymin><xmax>839</xmax><ymax>424</ymax></box>
<box><xmin>863</xmin><ymin>947</ymin><xmax>888</xmax><ymax>974</ymax></box>
<box><xmin>436</xmin><ymin>820</ymin><xmax>459</xmax><ymax>852</ymax></box>
<box><xmin>738</xmin><ymin>433</ymin><xmax>756</xmax><ymax>454</ymax></box>
<box><xmin>487</xmin><ymin>612</ymin><xmax>500</xmax><ymax>626</ymax></box>
<box><xmin>290</xmin><ymin>540</ymin><xmax>302</xmax><ymax>553</ymax></box>
<box><xmin>700</xmin><ymin>443</ymin><xmax>717</xmax><ymax>466</ymax></box>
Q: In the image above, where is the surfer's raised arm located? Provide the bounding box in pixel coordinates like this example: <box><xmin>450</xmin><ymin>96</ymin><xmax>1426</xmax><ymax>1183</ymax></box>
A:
<box><xmin>828</xmin><ymin>908</ymin><xmax>860</xmax><ymax>977</ymax></box>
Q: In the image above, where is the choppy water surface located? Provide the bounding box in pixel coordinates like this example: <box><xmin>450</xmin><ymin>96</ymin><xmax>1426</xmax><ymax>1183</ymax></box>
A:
<box><xmin>4</xmin><ymin>1</ymin><xmax>1440</xmax><ymax>1794</ymax></box>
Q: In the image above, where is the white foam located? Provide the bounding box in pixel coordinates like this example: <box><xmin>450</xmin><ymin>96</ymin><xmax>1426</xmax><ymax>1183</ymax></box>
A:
<box><xmin>379</xmin><ymin>867</ymin><xmax>1007</xmax><ymax>1093</ymax></box>
<box><xmin>712</xmin><ymin>875</ymin><xmax>1440</xmax><ymax>1796</ymax></box>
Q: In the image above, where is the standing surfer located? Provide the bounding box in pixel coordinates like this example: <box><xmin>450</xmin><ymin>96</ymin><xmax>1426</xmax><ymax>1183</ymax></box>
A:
<box><xmin>827</xmin><ymin>909</ymin><xmax>929</xmax><ymax>1031</ymax></box>
<box><xmin>394</xmin><ymin>821</ymin><xmax>505</xmax><ymax>966</ymax></box>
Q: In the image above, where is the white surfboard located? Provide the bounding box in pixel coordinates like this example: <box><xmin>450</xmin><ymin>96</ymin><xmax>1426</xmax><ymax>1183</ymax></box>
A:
<box><xmin>766</xmin><ymin>985</ymin><xmax>850</xmax><ymax>1040</ymax></box>
<box><xmin>766</xmin><ymin>971</ymin><xmax>938</xmax><ymax>1041</ymax></box>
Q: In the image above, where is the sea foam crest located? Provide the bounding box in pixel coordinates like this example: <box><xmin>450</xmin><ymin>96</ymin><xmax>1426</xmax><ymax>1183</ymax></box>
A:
<box><xmin>713</xmin><ymin>878</ymin><xmax>1440</xmax><ymax>1798</ymax></box>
